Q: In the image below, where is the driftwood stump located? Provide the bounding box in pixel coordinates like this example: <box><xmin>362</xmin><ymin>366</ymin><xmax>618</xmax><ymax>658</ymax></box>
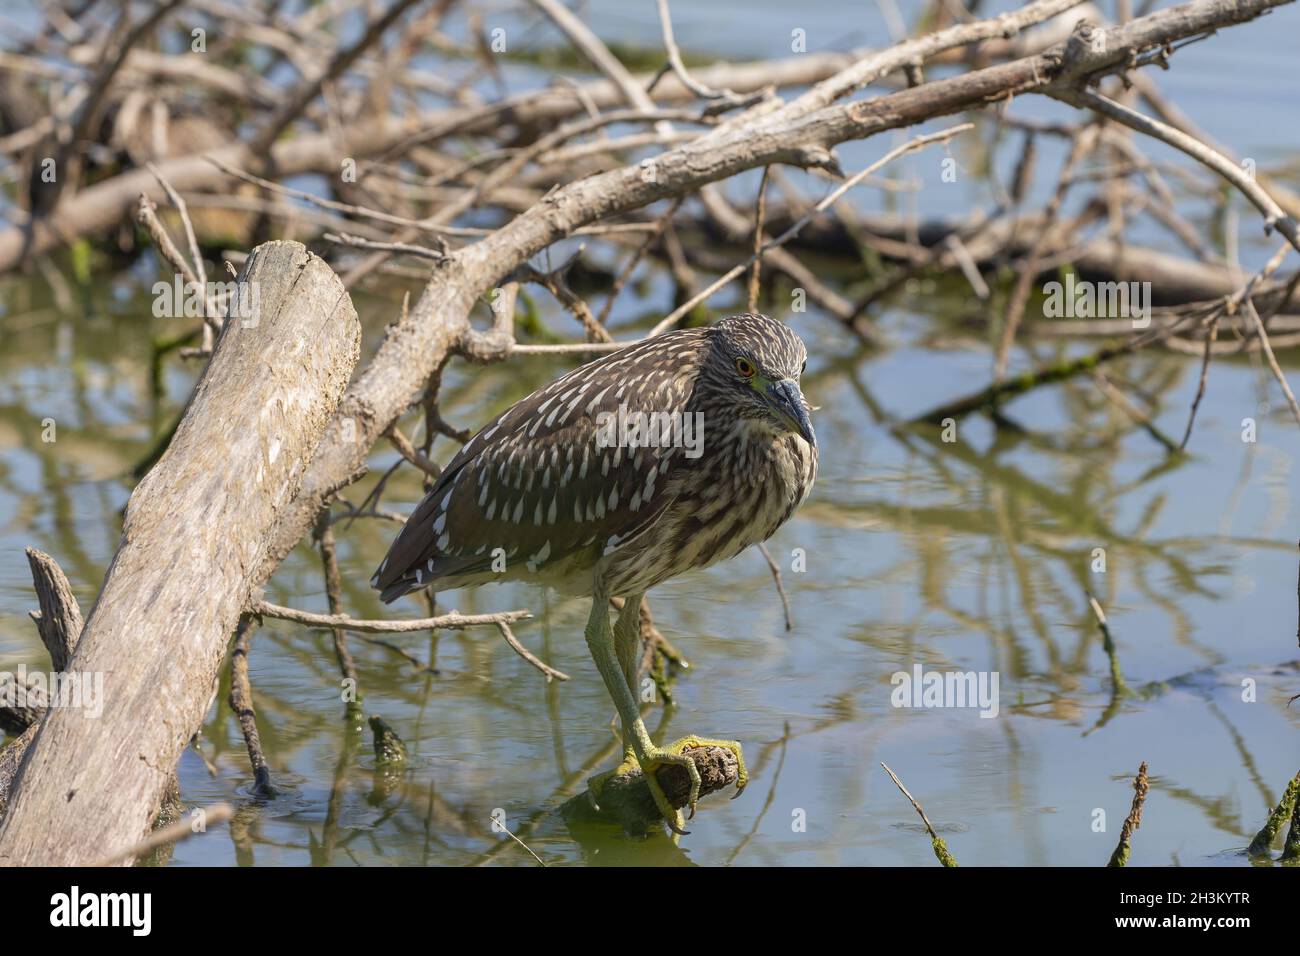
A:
<box><xmin>0</xmin><ymin>240</ymin><xmax>359</xmax><ymax>865</ymax></box>
<box><xmin>561</xmin><ymin>746</ymin><xmax>740</xmax><ymax>836</ymax></box>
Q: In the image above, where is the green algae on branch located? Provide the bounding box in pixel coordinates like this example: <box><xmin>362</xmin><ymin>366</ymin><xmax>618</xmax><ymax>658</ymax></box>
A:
<box><xmin>1249</xmin><ymin>771</ymin><xmax>1300</xmax><ymax>857</ymax></box>
<box><xmin>368</xmin><ymin>715</ymin><xmax>408</xmax><ymax>803</ymax></box>
<box><xmin>369</xmin><ymin>715</ymin><xmax>408</xmax><ymax>766</ymax></box>
<box><xmin>560</xmin><ymin>745</ymin><xmax>739</xmax><ymax>837</ymax></box>
<box><xmin>910</xmin><ymin>349</ymin><xmax>1119</xmax><ymax>424</ymax></box>
<box><xmin>930</xmin><ymin>835</ymin><xmax>959</xmax><ymax>868</ymax></box>
<box><xmin>1107</xmin><ymin>761</ymin><xmax>1149</xmax><ymax>868</ymax></box>
<box><xmin>1282</xmin><ymin>777</ymin><xmax>1300</xmax><ymax>864</ymax></box>
<box><xmin>907</xmin><ymin>331</ymin><xmax>1184</xmax><ymax>427</ymax></box>
<box><xmin>880</xmin><ymin>761</ymin><xmax>959</xmax><ymax>868</ymax></box>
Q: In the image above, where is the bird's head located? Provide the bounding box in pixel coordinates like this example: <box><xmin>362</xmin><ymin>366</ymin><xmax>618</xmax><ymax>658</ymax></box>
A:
<box><xmin>707</xmin><ymin>313</ymin><xmax>815</xmax><ymax>447</ymax></box>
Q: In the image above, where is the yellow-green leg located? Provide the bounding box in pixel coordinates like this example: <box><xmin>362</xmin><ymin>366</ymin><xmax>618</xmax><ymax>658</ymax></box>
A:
<box><xmin>586</xmin><ymin>595</ymin><xmax>641</xmax><ymax>793</ymax></box>
<box><xmin>585</xmin><ymin>590</ymin><xmax>689</xmax><ymax>832</ymax></box>
<box><xmin>614</xmin><ymin>596</ymin><xmax>748</xmax><ymax>812</ymax></box>
<box><xmin>585</xmin><ymin>590</ymin><xmax>747</xmax><ymax>832</ymax></box>
<box><xmin>612</xmin><ymin>593</ymin><xmax>643</xmax><ymax>763</ymax></box>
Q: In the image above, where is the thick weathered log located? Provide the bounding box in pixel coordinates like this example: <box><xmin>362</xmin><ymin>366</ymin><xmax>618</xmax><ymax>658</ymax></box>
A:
<box><xmin>0</xmin><ymin>240</ymin><xmax>359</xmax><ymax>865</ymax></box>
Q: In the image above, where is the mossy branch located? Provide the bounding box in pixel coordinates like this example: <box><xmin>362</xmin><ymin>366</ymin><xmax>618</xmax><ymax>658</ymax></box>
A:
<box><xmin>1283</xmin><ymin>778</ymin><xmax>1300</xmax><ymax>864</ymax></box>
<box><xmin>1107</xmin><ymin>761</ymin><xmax>1149</xmax><ymax>867</ymax></box>
<box><xmin>881</xmin><ymin>761</ymin><xmax>959</xmax><ymax>867</ymax></box>
<box><xmin>1249</xmin><ymin>772</ymin><xmax>1300</xmax><ymax>856</ymax></box>
<box><xmin>911</xmin><ymin>339</ymin><xmax>1142</xmax><ymax>425</ymax></box>
<box><xmin>561</xmin><ymin>746</ymin><xmax>739</xmax><ymax>836</ymax></box>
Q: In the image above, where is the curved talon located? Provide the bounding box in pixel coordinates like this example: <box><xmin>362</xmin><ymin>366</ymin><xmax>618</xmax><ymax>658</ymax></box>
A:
<box><xmin>650</xmin><ymin>735</ymin><xmax>746</xmax><ymax>823</ymax></box>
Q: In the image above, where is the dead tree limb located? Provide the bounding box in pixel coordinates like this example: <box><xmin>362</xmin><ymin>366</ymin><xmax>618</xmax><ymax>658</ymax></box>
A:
<box><xmin>0</xmin><ymin>240</ymin><xmax>359</xmax><ymax>866</ymax></box>
<box><xmin>25</xmin><ymin>548</ymin><xmax>83</xmax><ymax>672</ymax></box>
<box><xmin>0</xmin><ymin>552</ymin><xmax>85</xmax><ymax>818</ymax></box>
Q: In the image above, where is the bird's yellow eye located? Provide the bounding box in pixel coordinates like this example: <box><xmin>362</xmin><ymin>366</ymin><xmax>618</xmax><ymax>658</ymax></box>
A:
<box><xmin>735</xmin><ymin>357</ymin><xmax>756</xmax><ymax>378</ymax></box>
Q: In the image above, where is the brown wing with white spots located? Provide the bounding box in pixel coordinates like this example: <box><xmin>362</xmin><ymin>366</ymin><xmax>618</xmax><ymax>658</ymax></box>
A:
<box><xmin>372</xmin><ymin>330</ymin><xmax>709</xmax><ymax>602</ymax></box>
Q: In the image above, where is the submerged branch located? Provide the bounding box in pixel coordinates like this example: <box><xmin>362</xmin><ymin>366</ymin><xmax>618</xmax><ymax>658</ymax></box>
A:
<box><xmin>1107</xmin><ymin>761</ymin><xmax>1149</xmax><ymax>867</ymax></box>
<box><xmin>880</xmin><ymin>761</ymin><xmax>959</xmax><ymax>867</ymax></box>
<box><xmin>562</xmin><ymin>746</ymin><xmax>741</xmax><ymax>836</ymax></box>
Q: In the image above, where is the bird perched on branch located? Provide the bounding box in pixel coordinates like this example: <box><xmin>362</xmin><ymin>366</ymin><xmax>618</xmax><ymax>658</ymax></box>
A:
<box><xmin>371</xmin><ymin>312</ymin><xmax>816</xmax><ymax>833</ymax></box>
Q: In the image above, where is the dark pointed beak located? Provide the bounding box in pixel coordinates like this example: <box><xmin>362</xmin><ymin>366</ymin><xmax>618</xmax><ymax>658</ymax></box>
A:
<box><xmin>765</xmin><ymin>378</ymin><xmax>816</xmax><ymax>446</ymax></box>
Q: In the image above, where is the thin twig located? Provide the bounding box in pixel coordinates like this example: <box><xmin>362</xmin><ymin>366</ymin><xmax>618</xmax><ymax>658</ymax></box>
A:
<box><xmin>880</xmin><ymin>761</ymin><xmax>959</xmax><ymax>866</ymax></box>
<box><xmin>229</xmin><ymin>616</ymin><xmax>275</xmax><ymax>796</ymax></box>
<box><xmin>756</xmin><ymin>543</ymin><xmax>793</xmax><ymax>631</ymax></box>
<box><xmin>495</xmin><ymin>620</ymin><xmax>569</xmax><ymax>682</ymax></box>
<box><xmin>994</xmin><ymin>124</ymin><xmax>1099</xmax><ymax>381</ymax></box>
<box><xmin>747</xmin><ymin>167</ymin><xmax>771</xmax><ymax>312</ymax></box>
<box><xmin>1243</xmin><ymin>296</ymin><xmax>1300</xmax><ymax>427</ymax></box>
<box><xmin>654</xmin><ymin>0</ymin><xmax>769</xmax><ymax>113</ymax></box>
<box><xmin>596</xmin><ymin>197</ymin><xmax>683</xmax><ymax>326</ymax></box>
<box><xmin>254</xmin><ymin>601</ymin><xmax>532</xmax><ymax>633</ymax></box>
<box><xmin>314</xmin><ymin>510</ymin><xmax>358</xmax><ymax>687</ymax></box>
<box><xmin>1057</xmin><ymin>88</ymin><xmax>1300</xmax><ymax>255</ymax></box>
<box><xmin>204</xmin><ymin>155</ymin><xmax>484</xmax><ymax>238</ymax></box>
<box><xmin>1087</xmin><ymin>590</ymin><xmax>1130</xmax><ymax>699</ymax></box>
<box><xmin>1179</xmin><ymin>312</ymin><xmax>1219</xmax><ymax>449</ymax></box>
<box><xmin>325</xmin><ymin>232</ymin><xmax>446</xmax><ymax>261</ymax></box>
<box><xmin>93</xmin><ymin>803</ymin><xmax>233</xmax><ymax>867</ymax></box>
<box><xmin>494</xmin><ymin>817</ymin><xmax>547</xmax><ymax>866</ymax></box>
<box><xmin>649</xmin><ymin>123</ymin><xmax>973</xmax><ymax>335</ymax></box>
<box><xmin>385</xmin><ymin>424</ymin><xmax>442</xmax><ymax>479</ymax></box>
<box><xmin>146</xmin><ymin>162</ymin><xmax>205</xmax><ymax>301</ymax></box>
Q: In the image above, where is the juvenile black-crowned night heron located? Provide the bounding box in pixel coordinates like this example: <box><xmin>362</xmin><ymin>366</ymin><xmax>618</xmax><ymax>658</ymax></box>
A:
<box><xmin>371</xmin><ymin>312</ymin><xmax>817</xmax><ymax>832</ymax></box>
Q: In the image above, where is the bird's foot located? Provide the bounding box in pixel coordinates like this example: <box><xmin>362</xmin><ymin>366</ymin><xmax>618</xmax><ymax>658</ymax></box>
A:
<box><xmin>656</xmin><ymin>735</ymin><xmax>748</xmax><ymax>816</ymax></box>
<box><xmin>642</xmin><ymin>736</ymin><xmax>748</xmax><ymax>833</ymax></box>
<box><xmin>587</xmin><ymin>749</ymin><xmax>696</xmax><ymax>834</ymax></box>
<box><xmin>587</xmin><ymin>737</ymin><xmax>747</xmax><ymax>835</ymax></box>
<box><xmin>587</xmin><ymin>749</ymin><xmax>691</xmax><ymax>837</ymax></box>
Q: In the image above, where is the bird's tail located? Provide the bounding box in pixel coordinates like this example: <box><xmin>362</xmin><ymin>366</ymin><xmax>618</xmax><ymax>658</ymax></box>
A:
<box><xmin>377</xmin><ymin>576</ymin><xmax>421</xmax><ymax>605</ymax></box>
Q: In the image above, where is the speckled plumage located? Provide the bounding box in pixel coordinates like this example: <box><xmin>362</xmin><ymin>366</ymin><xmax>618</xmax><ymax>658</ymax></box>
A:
<box><xmin>371</xmin><ymin>313</ymin><xmax>816</xmax><ymax>603</ymax></box>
